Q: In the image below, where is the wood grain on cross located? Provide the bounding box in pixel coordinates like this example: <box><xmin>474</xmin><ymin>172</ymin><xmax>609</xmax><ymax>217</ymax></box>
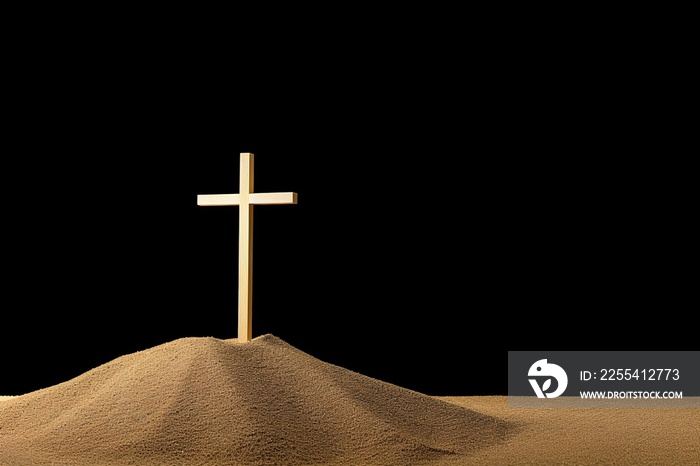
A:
<box><xmin>197</xmin><ymin>153</ymin><xmax>297</xmax><ymax>342</ymax></box>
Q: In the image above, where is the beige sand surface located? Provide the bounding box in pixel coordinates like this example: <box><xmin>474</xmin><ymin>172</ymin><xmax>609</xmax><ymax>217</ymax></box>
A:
<box><xmin>436</xmin><ymin>396</ymin><xmax>699</xmax><ymax>465</ymax></box>
<box><xmin>0</xmin><ymin>335</ymin><xmax>697</xmax><ymax>465</ymax></box>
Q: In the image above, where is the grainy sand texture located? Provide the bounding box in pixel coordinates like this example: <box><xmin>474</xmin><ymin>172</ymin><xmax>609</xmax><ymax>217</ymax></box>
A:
<box><xmin>0</xmin><ymin>335</ymin><xmax>698</xmax><ymax>465</ymax></box>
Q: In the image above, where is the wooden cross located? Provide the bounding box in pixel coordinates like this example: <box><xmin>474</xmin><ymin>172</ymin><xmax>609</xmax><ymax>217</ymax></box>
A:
<box><xmin>197</xmin><ymin>153</ymin><xmax>297</xmax><ymax>342</ymax></box>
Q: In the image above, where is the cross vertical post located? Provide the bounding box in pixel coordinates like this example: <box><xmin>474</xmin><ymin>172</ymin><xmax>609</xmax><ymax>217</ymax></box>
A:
<box><xmin>197</xmin><ymin>153</ymin><xmax>297</xmax><ymax>342</ymax></box>
<box><xmin>238</xmin><ymin>153</ymin><xmax>253</xmax><ymax>341</ymax></box>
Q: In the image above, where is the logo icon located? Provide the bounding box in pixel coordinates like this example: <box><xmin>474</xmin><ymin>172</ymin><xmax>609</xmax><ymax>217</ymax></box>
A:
<box><xmin>528</xmin><ymin>359</ymin><xmax>568</xmax><ymax>398</ymax></box>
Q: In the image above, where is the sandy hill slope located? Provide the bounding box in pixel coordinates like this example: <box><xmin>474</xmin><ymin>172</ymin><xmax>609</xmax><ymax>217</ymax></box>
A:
<box><xmin>0</xmin><ymin>335</ymin><xmax>513</xmax><ymax>466</ymax></box>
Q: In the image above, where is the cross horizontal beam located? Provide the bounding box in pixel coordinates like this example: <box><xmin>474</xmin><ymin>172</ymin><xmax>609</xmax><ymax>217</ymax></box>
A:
<box><xmin>197</xmin><ymin>192</ymin><xmax>298</xmax><ymax>206</ymax></box>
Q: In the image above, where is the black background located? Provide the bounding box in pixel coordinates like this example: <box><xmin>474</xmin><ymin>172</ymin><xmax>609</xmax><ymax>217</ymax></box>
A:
<box><xmin>2</xmin><ymin>12</ymin><xmax>695</xmax><ymax>397</ymax></box>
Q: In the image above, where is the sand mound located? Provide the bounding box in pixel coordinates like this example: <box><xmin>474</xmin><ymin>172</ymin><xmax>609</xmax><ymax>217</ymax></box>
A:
<box><xmin>0</xmin><ymin>334</ymin><xmax>513</xmax><ymax>466</ymax></box>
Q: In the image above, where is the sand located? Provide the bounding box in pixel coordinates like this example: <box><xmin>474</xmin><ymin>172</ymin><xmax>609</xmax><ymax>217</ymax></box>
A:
<box><xmin>0</xmin><ymin>335</ymin><xmax>697</xmax><ymax>465</ymax></box>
